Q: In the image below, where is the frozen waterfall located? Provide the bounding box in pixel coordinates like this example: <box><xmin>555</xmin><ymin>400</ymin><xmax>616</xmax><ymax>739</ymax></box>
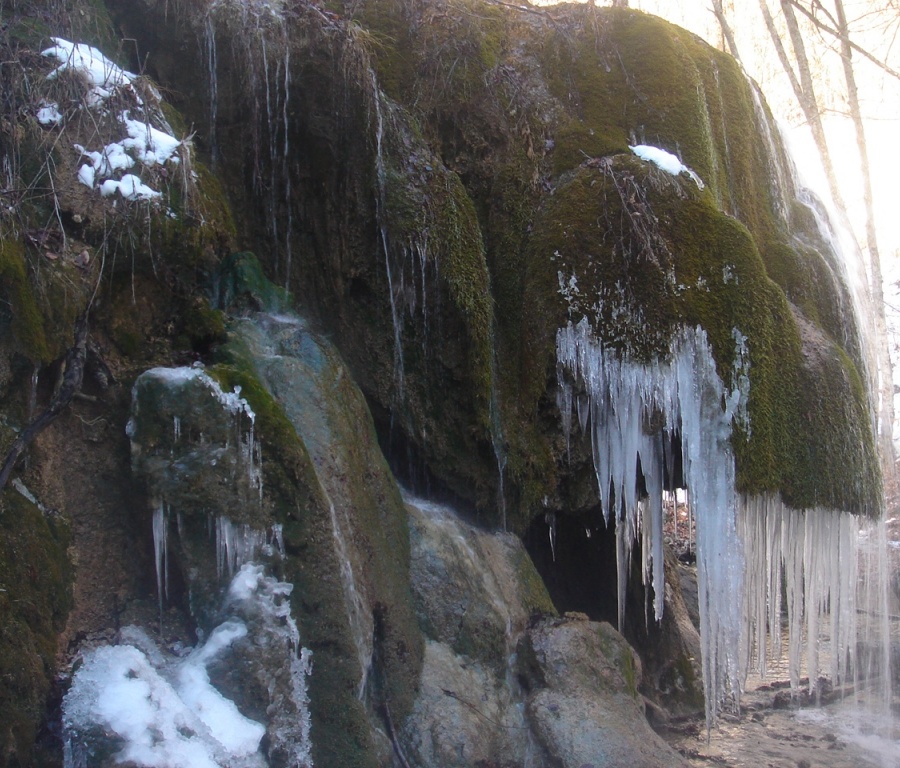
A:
<box><xmin>557</xmin><ymin>317</ymin><xmax>745</xmax><ymax>725</ymax></box>
<box><xmin>556</xmin><ymin>316</ymin><xmax>893</xmax><ymax>728</ymax></box>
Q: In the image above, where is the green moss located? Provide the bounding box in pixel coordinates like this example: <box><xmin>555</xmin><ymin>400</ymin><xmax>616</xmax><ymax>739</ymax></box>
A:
<box><xmin>177</xmin><ymin>296</ymin><xmax>226</xmax><ymax>353</ymax></box>
<box><xmin>213</xmin><ymin>251</ymin><xmax>289</xmax><ymax>313</ymax></box>
<box><xmin>353</xmin><ymin>0</ymin><xmax>417</xmax><ymax>102</ymax></box>
<box><xmin>512</xmin><ymin>545</ymin><xmax>557</xmax><ymax>618</ymax></box>
<box><xmin>522</xmin><ymin>152</ymin><xmax>880</xmax><ymax>517</ymax></box>
<box><xmin>0</xmin><ymin>237</ymin><xmax>51</xmax><ymax>364</ymax></box>
<box><xmin>620</xmin><ymin>645</ymin><xmax>638</xmax><ymax>699</ymax></box>
<box><xmin>154</xmin><ymin>159</ymin><xmax>236</xmax><ymax>280</ymax></box>
<box><xmin>0</xmin><ymin>488</ymin><xmax>72</xmax><ymax>763</ymax></box>
<box><xmin>209</xmin><ymin>349</ymin><xmax>321</xmax><ymax>519</ymax></box>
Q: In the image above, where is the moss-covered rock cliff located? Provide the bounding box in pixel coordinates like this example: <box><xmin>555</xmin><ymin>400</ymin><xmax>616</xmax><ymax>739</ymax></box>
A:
<box><xmin>97</xmin><ymin>0</ymin><xmax>879</xmax><ymax>524</ymax></box>
<box><xmin>0</xmin><ymin>0</ymin><xmax>885</xmax><ymax>763</ymax></box>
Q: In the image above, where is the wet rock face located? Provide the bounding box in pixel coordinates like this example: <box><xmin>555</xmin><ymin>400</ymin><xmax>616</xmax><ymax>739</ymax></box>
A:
<box><xmin>521</xmin><ymin>617</ymin><xmax>689</xmax><ymax>768</ymax></box>
<box><xmin>102</xmin><ymin>0</ymin><xmax>881</xmax><ymax>529</ymax></box>
<box><xmin>402</xmin><ymin>498</ymin><xmax>686</xmax><ymax>768</ymax></box>
<box><xmin>407</xmin><ymin>498</ymin><xmax>555</xmax><ymax>670</ymax></box>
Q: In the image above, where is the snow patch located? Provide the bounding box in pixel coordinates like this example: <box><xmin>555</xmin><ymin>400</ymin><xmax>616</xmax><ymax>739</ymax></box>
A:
<box><xmin>37</xmin><ymin>103</ymin><xmax>62</xmax><ymax>125</ymax></box>
<box><xmin>122</xmin><ymin>113</ymin><xmax>182</xmax><ymax>166</ymax></box>
<box><xmin>64</xmin><ymin>564</ymin><xmax>315</xmax><ymax>767</ymax></box>
<box><xmin>630</xmin><ymin>144</ymin><xmax>705</xmax><ymax>189</ymax></box>
<box><xmin>100</xmin><ymin>174</ymin><xmax>161</xmax><ymax>201</ymax></box>
<box><xmin>63</xmin><ymin>639</ymin><xmax>263</xmax><ymax>768</ymax></box>
<box><xmin>42</xmin><ymin>38</ymin><xmax>135</xmax><ymax>105</ymax></box>
<box><xmin>76</xmin><ymin>164</ymin><xmax>95</xmax><ymax>189</ymax></box>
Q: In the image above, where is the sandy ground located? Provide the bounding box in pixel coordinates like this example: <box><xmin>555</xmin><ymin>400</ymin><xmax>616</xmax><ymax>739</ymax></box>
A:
<box><xmin>661</xmin><ymin>684</ymin><xmax>899</xmax><ymax>768</ymax></box>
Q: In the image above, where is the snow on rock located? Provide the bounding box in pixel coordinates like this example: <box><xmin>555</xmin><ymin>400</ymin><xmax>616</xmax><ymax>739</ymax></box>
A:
<box><xmin>100</xmin><ymin>174</ymin><xmax>161</xmax><ymax>200</ymax></box>
<box><xmin>64</xmin><ymin>563</ymin><xmax>315</xmax><ymax>768</ymax></box>
<box><xmin>74</xmin><ymin>141</ymin><xmax>135</xmax><ymax>178</ymax></box>
<box><xmin>76</xmin><ymin>164</ymin><xmax>95</xmax><ymax>189</ymax></box>
<box><xmin>42</xmin><ymin>38</ymin><xmax>135</xmax><ymax>105</ymax></box>
<box><xmin>175</xmin><ymin>622</ymin><xmax>266</xmax><ymax>757</ymax></box>
<box><xmin>630</xmin><ymin>144</ymin><xmax>705</xmax><ymax>189</ymax></box>
<box><xmin>42</xmin><ymin>38</ymin><xmax>181</xmax><ymax>201</ymax></box>
<box><xmin>36</xmin><ymin>103</ymin><xmax>62</xmax><ymax>125</ymax></box>
<box><xmin>63</xmin><ymin>639</ymin><xmax>264</xmax><ymax>768</ymax></box>
<box><xmin>123</xmin><ymin>112</ymin><xmax>182</xmax><ymax>166</ymax></box>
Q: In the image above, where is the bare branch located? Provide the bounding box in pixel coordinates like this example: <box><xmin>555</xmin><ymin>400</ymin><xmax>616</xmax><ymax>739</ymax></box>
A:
<box><xmin>785</xmin><ymin>0</ymin><xmax>900</xmax><ymax>82</ymax></box>
<box><xmin>0</xmin><ymin>313</ymin><xmax>90</xmax><ymax>492</ymax></box>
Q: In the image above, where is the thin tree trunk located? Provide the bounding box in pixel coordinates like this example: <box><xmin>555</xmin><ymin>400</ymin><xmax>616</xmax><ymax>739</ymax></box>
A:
<box><xmin>831</xmin><ymin>0</ymin><xmax>896</xmax><ymax>492</ymax></box>
<box><xmin>785</xmin><ymin>0</ymin><xmax>900</xmax><ymax>84</ymax></box>
<box><xmin>775</xmin><ymin>0</ymin><xmax>846</xmax><ymax>212</ymax></box>
<box><xmin>711</xmin><ymin>0</ymin><xmax>742</xmax><ymax>61</ymax></box>
<box><xmin>833</xmin><ymin>0</ymin><xmax>882</xmax><ymax>303</ymax></box>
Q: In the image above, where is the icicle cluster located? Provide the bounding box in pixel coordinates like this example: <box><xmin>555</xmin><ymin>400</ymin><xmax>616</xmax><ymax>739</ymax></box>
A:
<box><xmin>215</xmin><ymin>517</ymin><xmax>271</xmax><ymax>579</ymax></box>
<box><xmin>557</xmin><ymin>317</ymin><xmax>745</xmax><ymax>725</ymax></box>
<box><xmin>740</xmin><ymin>495</ymin><xmax>891</xmax><ymax>702</ymax></box>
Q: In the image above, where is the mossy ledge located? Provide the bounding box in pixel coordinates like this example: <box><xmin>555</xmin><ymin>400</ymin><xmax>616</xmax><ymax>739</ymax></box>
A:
<box><xmin>103</xmin><ymin>0</ymin><xmax>881</xmax><ymax>525</ymax></box>
<box><xmin>0</xmin><ymin>487</ymin><xmax>73</xmax><ymax>763</ymax></box>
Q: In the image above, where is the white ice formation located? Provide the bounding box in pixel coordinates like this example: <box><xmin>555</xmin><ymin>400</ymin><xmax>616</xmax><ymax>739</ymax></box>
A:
<box><xmin>556</xmin><ymin>316</ymin><xmax>891</xmax><ymax>727</ymax></box>
<box><xmin>630</xmin><ymin>144</ymin><xmax>705</xmax><ymax>189</ymax></box>
<box><xmin>64</xmin><ymin>564</ymin><xmax>314</xmax><ymax>767</ymax></box>
<box><xmin>557</xmin><ymin>317</ymin><xmax>744</xmax><ymax>725</ymax></box>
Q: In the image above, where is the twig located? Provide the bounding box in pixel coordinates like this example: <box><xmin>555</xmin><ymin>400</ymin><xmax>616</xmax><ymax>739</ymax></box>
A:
<box><xmin>0</xmin><ymin>312</ymin><xmax>89</xmax><ymax>492</ymax></box>
<box><xmin>382</xmin><ymin>699</ymin><xmax>413</xmax><ymax>768</ymax></box>
<box><xmin>441</xmin><ymin>688</ymin><xmax>530</xmax><ymax>730</ymax></box>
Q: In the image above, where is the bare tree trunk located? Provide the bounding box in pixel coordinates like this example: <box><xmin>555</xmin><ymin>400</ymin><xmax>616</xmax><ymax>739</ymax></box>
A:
<box><xmin>831</xmin><ymin>0</ymin><xmax>896</xmax><ymax>493</ymax></box>
<box><xmin>785</xmin><ymin>0</ymin><xmax>900</xmax><ymax>83</ymax></box>
<box><xmin>833</xmin><ymin>0</ymin><xmax>883</xmax><ymax>302</ymax></box>
<box><xmin>775</xmin><ymin>0</ymin><xmax>847</xmax><ymax>212</ymax></box>
<box><xmin>711</xmin><ymin>0</ymin><xmax>742</xmax><ymax>60</ymax></box>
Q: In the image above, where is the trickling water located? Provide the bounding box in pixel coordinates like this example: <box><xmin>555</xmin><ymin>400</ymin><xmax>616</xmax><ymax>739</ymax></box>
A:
<box><xmin>282</xmin><ymin>43</ymin><xmax>292</xmax><ymax>291</ymax></box>
<box><xmin>327</xmin><ymin>496</ymin><xmax>374</xmax><ymax>700</ymax></box>
<box><xmin>489</xmin><ymin>340</ymin><xmax>508</xmax><ymax>530</ymax></box>
<box><xmin>745</xmin><ymin>79</ymin><xmax>795</xmax><ymax>228</ymax></box>
<box><xmin>371</xmin><ymin>75</ymin><xmax>406</xmax><ymax>403</ymax></box>
<box><xmin>204</xmin><ymin>15</ymin><xmax>218</xmax><ymax>167</ymax></box>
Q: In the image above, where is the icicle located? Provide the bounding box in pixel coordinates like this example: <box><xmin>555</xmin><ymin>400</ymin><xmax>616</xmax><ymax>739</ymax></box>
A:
<box><xmin>271</xmin><ymin>522</ymin><xmax>285</xmax><ymax>558</ymax></box>
<box><xmin>152</xmin><ymin>501</ymin><xmax>168</xmax><ymax>628</ymax></box>
<box><xmin>738</xmin><ymin>494</ymin><xmax>891</xmax><ymax>719</ymax></box>
<box><xmin>545</xmin><ymin>510</ymin><xmax>557</xmax><ymax>563</ymax></box>
<box><xmin>215</xmin><ymin>517</ymin><xmax>266</xmax><ymax>579</ymax></box>
<box><xmin>557</xmin><ymin>319</ymin><xmax>745</xmax><ymax>726</ymax></box>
